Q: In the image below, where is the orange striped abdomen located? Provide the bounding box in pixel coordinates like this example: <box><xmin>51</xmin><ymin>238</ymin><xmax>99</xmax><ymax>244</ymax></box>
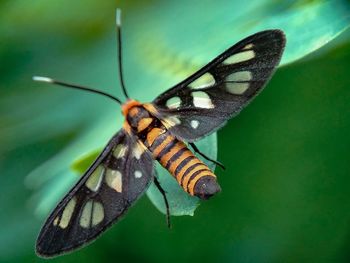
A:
<box><xmin>149</xmin><ymin>131</ymin><xmax>220</xmax><ymax>198</ymax></box>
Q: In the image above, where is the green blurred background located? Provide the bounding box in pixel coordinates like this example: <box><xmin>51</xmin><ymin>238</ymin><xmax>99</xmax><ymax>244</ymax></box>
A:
<box><xmin>1</xmin><ymin>0</ymin><xmax>350</xmax><ymax>262</ymax></box>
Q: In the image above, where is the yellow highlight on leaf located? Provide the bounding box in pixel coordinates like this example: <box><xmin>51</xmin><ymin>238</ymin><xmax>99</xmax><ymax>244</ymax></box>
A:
<box><xmin>71</xmin><ymin>149</ymin><xmax>102</xmax><ymax>175</ymax></box>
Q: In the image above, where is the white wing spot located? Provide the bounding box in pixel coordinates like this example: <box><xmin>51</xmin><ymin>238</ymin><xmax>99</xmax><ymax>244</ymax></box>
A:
<box><xmin>59</xmin><ymin>197</ymin><xmax>77</xmax><ymax>229</ymax></box>
<box><xmin>80</xmin><ymin>201</ymin><xmax>93</xmax><ymax>228</ymax></box>
<box><xmin>223</xmin><ymin>50</ymin><xmax>255</xmax><ymax>65</ymax></box>
<box><xmin>163</xmin><ymin>116</ymin><xmax>181</xmax><ymax>127</ymax></box>
<box><xmin>105</xmin><ymin>170</ymin><xmax>122</xmax><ymax>193</ymax></box>
<box><xmin>191</xmin><ymin>120</ymin><xmax>199</xmax><ymax>129</ymax></box>
<box><xmin>166</xmin><ymin>96</ymin><xmax>181</xmax><ymax>109</ymax></box>
<box><xmin>134</xmin><ymin>170</ymin><xmax>143</xmax><ymax>178</ymax></box>
<box><xmin>92</xmin><ymin>202</ymin><xmax>104</xmax><ymax>226</ymax></box>
<box><xmin>85</xmin><ymin>165</ymin><xmax>104</xmax><ymax>192</ymax></box>
<box><xmin>189</xmin><ymin>73</ymin><xmax>215</xmax><ymax>89</ymax></box>
<box><xmin>113</xmin><ymin>144</ymin><xmax>127</xmax><ymax>159</ymax></box>
<box><xmin>226</xmin><ymin>82</ymin><xmax>250</xmax><ymax>95</ymax></box>
<box><xmin>227</xmin><ymin>71</ymin><xmax>252</xmax><ymax>82</ymax></box>
<box><xmin>53</xmin><ymin>216</ymin><xmax>59</xmax><ymax>226</ymax></box>
<box><xmin>243</xmin><ymin>43</ymin><xmax>254</xmax><ymax>50</ymax></box>
<box><xmin>132</xmin><ymin>143</ymin><xmax>144</xmax><ymax>160</ymax></box>
<box><xmin>80</xmin><ymin>201</ymin><xmax>104</xmax><ymax>228</ymax></box>
<box><xmin>192</xmin><ymin>91</ymin><xmax>214</xmax><ymax>109</ymax></box>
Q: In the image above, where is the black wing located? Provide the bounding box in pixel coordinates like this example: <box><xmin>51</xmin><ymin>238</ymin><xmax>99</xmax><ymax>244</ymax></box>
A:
<box><xmin>36</xmin><ymin>130</ymin><xmax>153</xmax><ymax>257</ymax></box>
<box><xmin>152</xmin><ymin>30</ymin><xmax>286</xmax><ymax>141</ymax></box>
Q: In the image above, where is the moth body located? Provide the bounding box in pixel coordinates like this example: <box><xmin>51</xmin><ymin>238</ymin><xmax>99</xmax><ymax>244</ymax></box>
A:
<box><xmin>123</xmin><ymin>99</ymin><xmax>220</xmax><ymax>199</ymax></box>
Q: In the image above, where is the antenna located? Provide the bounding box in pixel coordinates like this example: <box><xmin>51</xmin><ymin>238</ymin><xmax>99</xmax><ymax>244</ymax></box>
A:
<box><xmin>33</xmin><ymin>76</ymin><xmax>123</xmax><ymax>104</ymax></box>
<box><xmin>116</xmin><ymin>8</ymin><xmax>130</xmax><ymax>99</ymax></box>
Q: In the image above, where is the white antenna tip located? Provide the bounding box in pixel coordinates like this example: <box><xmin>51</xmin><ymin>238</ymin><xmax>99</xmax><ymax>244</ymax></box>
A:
<box><xmin>33</xmin><ymin>76</ymin><xmax>54</xmax><ymax>83</ymax></box>
<box><xmin>116</xmin><ymin>8</ymin><xmax>121</xmax><ymax>26</ymax></box>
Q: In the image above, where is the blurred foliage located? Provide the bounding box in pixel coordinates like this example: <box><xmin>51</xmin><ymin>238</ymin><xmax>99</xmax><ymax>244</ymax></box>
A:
<box><xmin>1</xmin><ymin>0</ymin><xmax>350</xmax><ymax>262</ymax></box>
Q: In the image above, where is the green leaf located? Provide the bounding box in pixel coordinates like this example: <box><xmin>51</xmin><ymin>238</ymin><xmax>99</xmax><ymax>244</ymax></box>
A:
<box><xmin>263</xmin><ymin>1</ymin><xmax>350</xmax><ymax>64</ymax></box>
<box><xmin>71</xmin><ymin>149</ymin><xmax>101</xmax><ymax>174</ymax></box>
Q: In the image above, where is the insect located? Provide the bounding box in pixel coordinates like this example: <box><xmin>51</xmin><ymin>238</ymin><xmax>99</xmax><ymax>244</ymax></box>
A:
<box><xmin>33</xmin><ymin>9</ymin><xmax>286</xmax><ymax>258</ymax></box>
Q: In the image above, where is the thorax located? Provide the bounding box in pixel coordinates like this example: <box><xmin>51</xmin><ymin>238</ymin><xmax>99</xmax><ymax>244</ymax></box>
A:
<box><xmin>122</xmin><ymin>100</ymin><xmax>169</xmax><ymax>149</ymax></box>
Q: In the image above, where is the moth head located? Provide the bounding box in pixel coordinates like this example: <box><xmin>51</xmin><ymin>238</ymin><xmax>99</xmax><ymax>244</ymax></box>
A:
<box><xmin>121</xmin><ymin>99</ymin><xmax>142</xmax><ymax>117</ymax></box>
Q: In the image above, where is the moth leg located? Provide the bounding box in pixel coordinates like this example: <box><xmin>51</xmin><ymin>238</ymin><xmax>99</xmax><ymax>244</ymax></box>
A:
<box><xmin>153</xmin><ymin>175</ymin><xmax>171</xmax><ymax>228</ymax></box>
<box><xmin>189</xmin><ymin>142</ymin><xmax>226</xmax><ymax>170</ymax></box>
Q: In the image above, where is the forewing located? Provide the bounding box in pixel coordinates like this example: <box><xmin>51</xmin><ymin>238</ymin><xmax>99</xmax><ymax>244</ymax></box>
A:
<box><xmin>152</xmin><ymin>30</ymin><xmax>286</xmax><ymax>141</ymax></box>
<box><xmin>36</xmin><ymin>130</ymin><xmax>153</xmax><ymax>257</ymax></box>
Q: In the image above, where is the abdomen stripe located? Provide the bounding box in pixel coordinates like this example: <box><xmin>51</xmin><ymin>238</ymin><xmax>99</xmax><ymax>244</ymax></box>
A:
<box><xmin>177</xmin><ymin>160</ymin><xmax>202</xmax><ymax>184</ymax></box>
<box><xmin>183</xmin><ymin>169</ymin><xmax>211</xmax><ymax>191</ymax></box>
<box><xmin>153</xmin><ymin>135</ymin><xmax>173</xmax><ymax>156</ymax></box>
<box><xmin>168</xmin><ymin>150</ymin><xmax>193</xmax><ymax>175</ymax></box>
<box><xmin>165</xmin><ymin>147</ymin><xmax>187</xmax><ymax>170</ymax></box>
<box><xmin>156</xmin><ymin>139</ymin><xmax>177</xmax><ymax>160</ymax></box>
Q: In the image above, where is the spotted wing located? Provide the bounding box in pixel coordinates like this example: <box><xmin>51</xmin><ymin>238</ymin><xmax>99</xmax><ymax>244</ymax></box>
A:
<box><xmin>152</xmin><ymin>30</ymin><xmax>286</xmax><ymax>141</ymax></box>
<box><xmin>36</xmin><ymin>130</ymin><xmax>153</xmax><ymax>257</ymax></box>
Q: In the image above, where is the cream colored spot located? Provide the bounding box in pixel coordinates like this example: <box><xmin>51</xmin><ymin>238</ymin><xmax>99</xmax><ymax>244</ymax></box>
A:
<box><xmin>113</xmin><ymin>144</ymin><xmax>127</xmax><ymax>159</ymax></box>
<box><xmin>166</xmin><ymin>96</ymin><xmax>181</xmax><ymax>109</ymax></box>
<box><xmin>80</xmin><ymin>201</ymin><xmax>92</xmax><ymax>228</ymax></box>
<box><xmin>105</xmin><ymin>169</ymin><xmax>122</xmax><ymax>193</ymax></box>
<box><xmin>191</xmin><ymin>120</ymin><xmax>199</xmax><ymax>129</ymax></box>
<box><xmin>223</xmin><ymin>50</ymin><xmax>255</xmax><ymax>64</ymax></box>
<box><xmin>227</xmin><ymin>71</ymin><xmax>252</xmax><ymax>82</ymax></box>
<box><xmin>243</xmin><ymin>43</ymin><xmax>254</xmax><ymax>50</ymax></box>
<box><xmin>189</xmin><ymin>73</ymin><xmax>215</xmax><ymax>89</ymax></box>
<box><xmin>226</xmin><ymin>82</ymin><xmax>250</xmax><ymax>95</ymax></box>
<box><xmin>92</xmin><ymin>202</ymin><xmax>104</xmax><ymax>226</ymax></box>
<box><xmin>134</xmin><ymin>170</ymin><xmax>142</xmax><ymax>178</ymax></box>
<box><xmin>85</xmin><ymin>165</ymin><xmax>104</xmax><ymax>192</ymax></box>
<box><xmin>132</xmin><ymin>143</ymin><xmax>144</xmax><ymax>160</ymax></box>
<box><xmin>192</xmin><ymin>91</ymin><xmax>214</xmax><ymax>109</ymax></box>
<box><xmin>59</xmin><ymin>197</ymin><xmax>76</xmax><ymax>229</ymax></box>
<box><xmin>163</xmin><ymin>116</ymin><xmax>181</xmax><ymax>127</ymax></box>
<box><xmin>53</xmin><ymin>216</ymin><xmax>59</xmax><ymax>226</ymax></box>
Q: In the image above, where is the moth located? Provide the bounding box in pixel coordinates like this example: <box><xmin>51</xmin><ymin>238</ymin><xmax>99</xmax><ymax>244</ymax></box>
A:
<box><xmin>33</xmin><ymin>9</ymin><xmax>285</xmax><ymax>258</ymax></box>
